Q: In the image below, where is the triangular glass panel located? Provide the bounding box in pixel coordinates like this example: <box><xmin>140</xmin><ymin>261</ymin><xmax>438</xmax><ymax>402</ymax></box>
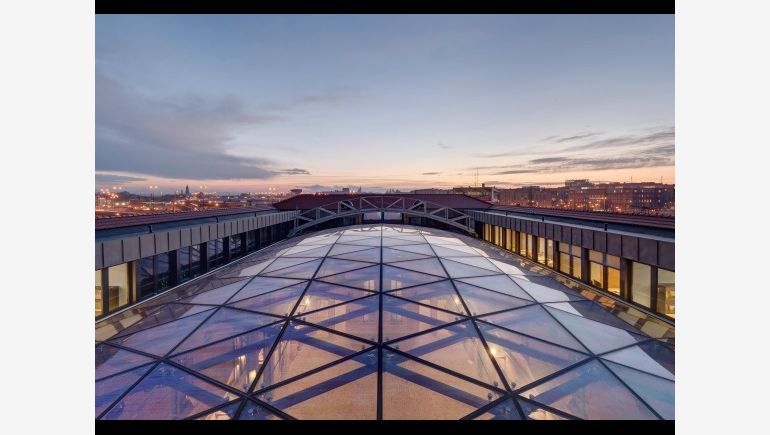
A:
<box><xmin>382</xmin><ymin>350</ymin><xmax>502</xmax><ymax>420</ymax></box>
<box><xmin>489</xmin><ymin>259</ymin><xmax>533</xmax><ymax>276</ymax></box>
<box><xmin>387</xmin><ymin>258</ymin><xmax>448</xmax><ymax>277</ymax></box>
<box><xmin>432</xmin><ymin>244</ymin><xmax>482</xmax><ymax>257</ymax></box>
<box><xmin>256</xmin><ymin>353</ymin><xmax>377</xmax><ymax>420</ymax></box>
<box><xmin>454</xmin><ymin>282</ymin><xmax>533</xmax><ymax>316</ymax></box>
<box><xmin>260</xmin><ymin>258</ymin><xmax>322</xmax><ymax>279</ymax></box>
<box><xmin>546</xmin><ymin>301</ymin><xmax>647</xmax><ymax>335</ymax></box>
<box><xmin>317</xmin><ymin>265</ymin><xmax>380</xmax><ymax>291</ymax></box>
<box><xmin>315</xmin><ymin>258</ymin><xmax>374</xmax><ymax>278</ymax></box>
<box><xmin>473</xmin><ymin>399</ymin><xmax>522</xmax><ymax>420</ymax></box>
<box><xmin>456</xmin><ymin>275</ymin><xmax>533</xmax><ymax>301</ymax></box>
<box><xmin>545</xmin><ymin>307</ymin><xmax>648</xmax><ymax>354</ymax></box>
<box><xmin>510</xmin><ymin>277</ymin><xmax>585</xmax><ymax>303</ymax></box>
<box><xmin>96</xmin><ymin>364</ymin><xmax>153</xmax><ymax>417</ymax></box>
<box><xmin>296</xmin><ymin>281</ymin><xmax>372</xmax><ymax>315</ymax></box>
<box><xmin>517</xmin><ymin>399</ymin><xmax>572</xmax><ymax>420</ymax></box>
<box><xmin>328</xmin><ymin>244</ymin><xmax>373</xmax><ymax>256</ymax></box>
<box><xmin>382</xmin><ymin>296</ymin><xmax>460</xmax><ymax>342</ymax></box>
<box><xmin>219</xmin><ymin>260</ymin><xmax>272</xmax><ymax>278</ymax></box>
<box><xmin>96</xmin><ymin>305</ymin><xmax>164</xmax><ymax>342</ymax></box>
<box><xmin>442</xmin><ymin>256</ymin><xmax>502</xmax><ymax>273</ymax></box>
<box><xmin>385</xmin><ymin>243</ymin><xmax>435</xmax><ymax>256</ymax></box>
<box><xmin>329</xmin><ymin>247</ymin><xmax>380</xmax><ymax>263</ymax></box>
<box><xmin>340</xmin><ymin>237</ymin><xmax>381</xmax><ymax>247</ymax></box>
<box><xmin>382</xmin><ymin>237</ymin><xmax>423</xmax><ymax>247</ymax></box>
<box><xmin>520</xmin><ymin>359</ymin><xmax>658</xmax><ymax>420</ymax></box>
<box><xmin>382</xmin><ymin>247</ymin><xmax>431</xmax><ymax>263</ymax></box>
<box><xmin>109</xmin><ymin>310</ymin><xmax>212</xmax><ymax>357</ymax></box>
<box><xmin>388</xmin><ymin>280</ymin><xmax>467</xmax><ymax>315</ymax></box>
<box><xmin>296</xmin><ymin>234</ymin><xmax>339</xmax><ymax>245</ymax></box>
<box><xmin>230</xmin><ymin>277</ymin><xmax>305</xmax><ymax>303</ymax></box>
<box><xmin>101</xmin><ymin>363</ymin><xmax>237</xmax><ymax>420</ymax></box>
<box><xmin>336</xmin><ymin>235</ymin><xmax>374</xmax><ymax>243</ymax></box>
<box><xmin>96</xmin><ymin>344</ymin><xmax>155</xmax><ymax>380</ymax></box>
<box><xmin>479</xmin><ymin>305</ymin><xmax>587</xmax><ymax>352</ymax></box>
<box><xmin>177</xmin><ymin>279</ymin><xmax>249</xmax><ymax>305</ymax></box>
<box><xmin>261</xmin><ymin>257</ymin><xmax>320</xmax><ymax>274</ymax></box>
<box><xmin>171</xmin><ymin>322</ymin><xmax>283</xmax><ymax>392</ymax></box>
<box><xmin>382</xmin><ymin>265</ymin><xmax>443</xmax><ymax>290</ymax></box>
<box><xmin>600</xmin><ymin>341</ymin><xmax>674</xmax><ymax>380</ymax></box>
<box><xmin>281</xmin><ymin>244</ymin><xmax>332</xmax><ymax>257</ymax></box>
<box><xmin>391</xmin><ymin>321</ymin><xmax>503</xmax><ymax>388</ymax></box>
<box><xmin>299</xmin><ymin>295</ymin><xmax>380</xmax><ymax>342</ymax></box>
<box><xmin>174</xmin><ymin>308</ymin><xmax>281</xmax><ymax>354</ymax></box>
<box><xmin>478</xmin><ymin>323</ymin><xmax>590</xmax><ymax>390</ymax></box>
<box><xmin>238</xmin><ymin>400</ymin><xmax>282</xmax><ymax>420</ymax></box>
<box><xmin>256</xmin><ymin>322</ymin><xmax>371</xmax><ymax>391</ymax></box>
<box><xmin>382</xmin><ymin>234</ymin><xmax>425</xmax><ymax>243</ymax></box>
<box><xmin>195</xmin><ymin>401</ymin><xmax>243</xmax><ymax>420</ymax></box>
<box><xmin>604</xmin><ymin>361</ymin><xmax>674</xmax><ymax>419</ymax></box>
<box><xmin>440</xmin><ymin>259</ymin><xmax>501</xmax><ymax>279</ymax></box>
<box><xmin>229</xmin><ymin>284</ymin><xmax>305</xmax><ymax>317</ymax></box>
<box><xmin>110</xmin><ymin>303</ymin><xmax>213</xmax><ymax>340</ymax></box>
<box><xmin>424</xmin><ymin>235</ymin><xmax>467</xmax><ymax>246</ymax></box>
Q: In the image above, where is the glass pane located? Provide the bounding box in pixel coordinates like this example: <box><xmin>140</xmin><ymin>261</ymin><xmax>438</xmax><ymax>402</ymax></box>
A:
<box><xmin>239</xmin><ymin>401</ymin><xmax>282</xmax><ymax>420</ymax></box>
<box><xmin>606</xmin><ymin>254</ymin><xmax>620</xmax><ymax>269</ymax></box>
<box><xmin>281</xmin><ymin>244</ymin><xmax>332</xmax><ymax>257</ymax></box>
<box><xmin>604</xmin><ymin>361</ymin><xmax>674</xmax><ymax>420</ymax></box>
<box><xmin>382</xmin><ymin>265</ymin><xmax>442</xmax><ymax>290</ymax></box>
<box><xmin>318</xmin><ymin>265</ymin><xmax>380</xmax><ymax>291</ymax></box>
<box><xmin>95</xmin><ymin>270</ymin><xmax>104</xmax><ymax>317</ymax></box>
<box><xmin>546</xmin><ymin>240</ymin><xmax>554</xmax><ymax>268</ymax></box>
<box><xmin>559</xmin><ymin>253</ymin><xmax>570</xmax><ymax>274</ymax></box>
<box><xmin>391</xmin><ymin>321</ymin><xmax>503</xmax><ymax>388</ymax></box>
<box><xmin>96</xmin><ymin>344</ymin><xmax>155</xmax><ymax>380</ymax></box>
<box><xmin>329</xmin><ymin>247</ymin><xmax>380</xmax><ymax>263</ymax></box>
<box><xmin>571</xmin><ymin>245</ymin><xmax>582</xmax><ymax>257</ymax></box>
<box><xmin>171</xmin><ymin>322</ymin><xmax>283</xmax><ymax>391</ymax></box>
<box><xmin>473</xmin><ymin>399</ymin><xmax>521</xmax><ymax>420</ymax></box>
<box><xmin>109</xmin><ymin>310</ymin><xmax>211</xmax><ymax>357</ymax></box>
<box><xmin>382</xmin><ymin>237</ymin><xmax>422</xmax><ymax>247</ymax></box>
<box><xmin>315</xmin><ymin>258</ymin><xmax>375</xmax><ymax>278</ymax></box>
<box><xmin>656</xmin><ymin>269</ymin><xmax>675</xmax><ymax>319</ymax></box>
<box><xmin>479</xmin><ymin>324</ymin><xmax>589</xmax><ymax>390</ymax></box>
<box><xmin>107</xmin><ymin>263</ymin><xmax>131</xmax><ymax>312</ymax></box>
<box><xmin>135</xmin><ymin>256</ymin><xmax>154</xmax><ymax>300</ymax></box>
<box><xmin>195</xmin><ymin>401</ymin><xmax>242</xmax><ymax>420</ymax></box>
<box><xmin>517</xmin><ymin>399</ymin><xmax>570</xmax><ymax>420</ymax></box>
<box><xmin>179</xmin><ymin>247</ymin><xmax>191</xmax><ymax>281</ymax></box>
<box><xmin>537</xmin><ymin>238</ymin><xmax>545</xmax><ymax>264</ymax></box>
<box><xmin>440</xmin><ymin>258</ymin><xmax>500</xmax><ymax>279</ymax></box>
<box><xmin>589</xmin><ymin>250</ymin><xmax>603</xmax><ymax>263</ymax></box>
<box><xmin>600</xmin><ymin>341</ymin><xmax>674</xmax><ymax>380</ymax></box>
<box><xmin>519</xmin><ymin>233</ymin><xmax>526</xmax><ymax>255</ymax></box>
<box><xmin>432</xmin><ymin>245</ymin><xmax>479</xmax><ymax>257</ymax></box>
<box><xmin>526</xmin><ymin>235</ymin><xmax>533</xmax><ymax>258</ymax></box>
<box><xmin>456</xmin><ymin>275</ymin><xmax>533</xmax><ymax>301</ymax></box>
<box><xmin>256</xmin><ymin>354</ymin><xmax>377</xmax><ymax>419</ymax></box>
<box><xmin>389</xmin><ymin>280</ymin><xmax>467</xmax><ymax>315</ymax></box>
<box><xmin>300</xmin><ymin>296</ymin><xmax>379</xmax><ymax>342</ymax></box>
<box><xmin>479</xmin><ymin>305</ymin><xmax>587</xmax><ymax>352</ymax></box>
<box><xmin>382</xmin><ymin>247</ymin><xmax>431</xmax><ymax>263</ymax></box>
<box><xmin>545</xmin><ymin>307</ymin><xmax>647</xmax><ymax>354</ymax></box>
<box><xmin>454</xmin><ymin>282</ymin><xmax>533</xmax><ymax>316</ymax></box>
<box><xmin>382</xmin><ymin>296</ymin><xmax>460</xmax><ymax>342</ymax></box>
<box><xmin>382</xmin><ymin>351</ymin><xmax>501</xmax><ymax>419</ymax></box>
<box><xmin>229</xmin><ymin>284</ymin><xmax>305</xmax><ymax>316</ymax></box>
<box><xmin>387</xmin><ymin>258</ymin><xmax>448</xmax><ymax>277</ymax></box>
<box><xmin>296</xmin><ymin>281</ymin><xmax>372</xmax><ymax>315</ymax></box>
<box><xmin>328</xmin><ymin>244</ymin><xmax>373</xmax><ymax>256</ymax></box>
<box><xmin>257</xmin><ymin>322</ymin><xmax>371</xmax><ymax>390</ymax></box>
<box><xmin>96</xmin><ymin>364</ymin><xmax>153</xmax><ymax>417</ymax></box>
<box><xmin>178</xmin><ymin>279</ymin><xmax>249</xmax><ymax>305</ymax></box>
<box><xmin>520</xmin><ymin>359</ymin><xmax>658</xmax><ymax>420</ymax></box>
<box><xmin>571</xmin><ymin>257</ymin><xmax>582</xmax><ymax>280</ymax></box>
<box><xmin>510</xmin><ymin>277</ymin><xmax>582</xmax><ymax>303</ymax></box>
<box><xmin>156</xmin><ymin>252</ymin><xmax>171</xmax><ymax>291</ymax></box>
<box><xmin>174</xmin><ymin>308</ymin><xmax>281</xmax><ymax>354</ymax></box>
<box><xmin>443</xmin><ymin>256</ymin><xmax>501</xmax><ymax>273</ymax></box>
<box><xmin>607</xmin><ymin>267</ymin><xmax>620</xmax><ymax>295</ymax></box>
<box><xmin>101</xmin><ymin>363</ymin><xmax>237</xmax><ymax>420</ymax></box>
<box><xmin>230</xmin><ymin>277</ymin><xmax>305</xmax><ymax>303</ymax></box>
<box><xmin>631</xmin><ymin>262</ymin><xmax>652</xmax><ymax>308</ymax></box>
<box><xmin>383</xmin><ymin>243</ymin><xmax>435</xmax><ymax>256</ymax></box>
<box><xmin>590</xmin><ymin>262</ymin><xmax>604</xmax><ymax>288</ymax></box>
<box><xmin>545</xmin><ymin>300</ymin><xmax>645</xmax><ymax>334</ymax></box>
<box><xmin>261</xmin><ymin>258</ymin><xmax>322</xmax><ymax>279</ymax></box>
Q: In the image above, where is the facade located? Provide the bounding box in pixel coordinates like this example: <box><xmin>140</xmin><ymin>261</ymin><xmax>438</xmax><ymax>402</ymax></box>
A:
<box><xmin>95</xmin><ymin>224</ymin><xmax>674</xmax><ymax>420</ymax></box>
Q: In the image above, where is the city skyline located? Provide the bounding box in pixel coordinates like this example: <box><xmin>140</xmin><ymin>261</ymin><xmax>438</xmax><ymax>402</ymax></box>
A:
<box><xmin>96</xmin><ymin>15</ymin><xmax>674</xmax><ymax>194</ymax></box>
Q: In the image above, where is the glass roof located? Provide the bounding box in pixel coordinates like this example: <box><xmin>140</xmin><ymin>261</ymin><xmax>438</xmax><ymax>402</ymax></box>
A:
<box><xmin>95</xmin><ymin>225</ymin><xmax>674</xmax><ymax>420</ymax></box>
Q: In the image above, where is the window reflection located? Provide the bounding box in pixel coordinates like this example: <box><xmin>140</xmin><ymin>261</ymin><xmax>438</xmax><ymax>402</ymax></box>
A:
<box><xmin>656</xmin><ymin>269</ymin><xmax>675</xmax><ymax>319</ymax></box>
<box><xmin>107</xmin><ymin>263</ymin><xmax>132</xmax><ymax>312</ymax></box>
<box><xmin>631</xmin><ymin>262</ymin><xmax>652</xmax><ymax>308</ymax></box>
<box><xmin>95</xmin><ymin>270</ymin><xmax>104</xmax><ymax>317</ymax></box>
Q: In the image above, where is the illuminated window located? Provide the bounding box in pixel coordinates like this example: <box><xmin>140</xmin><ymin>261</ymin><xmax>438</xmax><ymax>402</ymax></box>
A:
<box><xmin>107</xmin><ymin>263</ymin><xmax>132</xmax><ymax>312</ymax></box>
<box><xmin>590</xmin><ymin>261</ymin><xmax>603</xmax><ymax>288</ymax></box>
<box><xmin>607</xmin><ymin>267</ymin><xmax>620</xmax><ymax>295</ymax></box>
<box><xmin>95</xmin><ymin>270</ymin><xmax>104</xmax><ymax>317</ymax></box>
<box><xmin>656</xmin><ymin>269</ymin><xmax>675</xmax><ymax>319</ymax></box>
<box><xmin>631</xmin><ymin>262</ymin><xmax>652</xmax><ymax>308</ymax></box>
<box><xmin>546</xmin><ymin>239</ymin><xmax>554</xmax><ymax>268</ymax></box>
<box><xmin>537</xmin><ymin>237</ymin><xmax>546</xmax><ymax>264</ymax></box>
<box><xmin>526</xmin><ymin>234</ymin><xmax>534</xmax><ymax>259</ymax></box>
<box><xmin>571</xmin><ymin>256</ymin><xmax>582</xmax><ymax>280</ymax></box>
<box><xmin>519</xmin><ymin>232</ymin><xmax>526</xmax><ymax>255</ymax></box>
<box><xmin>559</xmin><ymin>252</ymin><xmax>570</xmax><ymax>274</ymax></box>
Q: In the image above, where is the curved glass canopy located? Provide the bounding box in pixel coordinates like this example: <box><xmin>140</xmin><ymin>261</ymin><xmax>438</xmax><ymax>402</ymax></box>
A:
<box><xmin>95</xmin><ymin>225</ymin><xmax>674</xmax><ymax>420</ymax></box>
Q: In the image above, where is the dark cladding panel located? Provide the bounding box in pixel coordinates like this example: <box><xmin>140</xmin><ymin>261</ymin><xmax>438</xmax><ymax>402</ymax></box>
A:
<box><xmin>139</xmin><ymin>234</ymin><xmax>155</xmax><ymax>257</ymax></box>
<box><xmin>546</xmin><ymin>223</ymin><xmax>554</xmax><ymax>239</ymax></box>
<box><xmin>659</xmin><ymin>241</ymin><xmax>675</xmax><ymax>271</ymax></box>
<box><xmin>168</xmin><ymin>230</ymin><xmax>181</xmax><ymax>251</ymax></box>
<box><xmin>180</xmin><ymin>228</ymin><xmax>191</xmax><ymax>247</ymax></box>
<box><xmin>571</xmin><ymin>228</ymin><xmax>582</xmax><ymax>246</ymax></box>
<box><xmin>639</xmin><ymin>238</ymin><xmax>658</xmax><ymax>265</ymax></box>
<box><xmin>621</xmin><ymin>235</ymin><xmax>639</xmax><ymax>261</ymax></box>
<box><xmin>191</xmin><ymin>226</ymin><xmax>201</xmax><ymax>245</ymax></box>
<box><xmin>582</xmin><ymin>229</ymin><xmax>594</xmax><ymax>249</ymax></box>
<box><xmin>95</xmin><ymin>243</ymin><xmax>103</xmax><ymax>270</ymax></box>
<box><xmin>103</xmin><ymin>239</ymin><xmax>123</xmax><ymax>267</ymax></box>
<box><xmin>122</xmin><ymin>237</ymin><xmax>140</xmax><ymax>262</ymax></box>
<box><xmin>155</xmin><ymin>232</ymin><xmax>169</xmax><ymax>253</ymax></box>
<box><xmin>607</xmin><ymin>233</ymin><xmax>621</xmax><ymax>256</ymax></box>
<box><xmin>562</xmin><ymin>226</ymin><xmax>571</xmax><ymax>243</ymax></box>
<box><xmin>594</xmin><ymin>231</ymin><xmax>607</xmax><ymax>252</ymax></box>
<box><xmin>538</xmin><ymin>222</ymin><xmax>546</xmax><ymax>237</ymax></box>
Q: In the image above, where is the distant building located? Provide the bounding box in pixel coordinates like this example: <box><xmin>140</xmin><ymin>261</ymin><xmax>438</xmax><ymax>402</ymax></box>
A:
<box><xmin>451</xmin><ymin>183</ymin><xmax>497</xmax><ymax>203</ymax></box>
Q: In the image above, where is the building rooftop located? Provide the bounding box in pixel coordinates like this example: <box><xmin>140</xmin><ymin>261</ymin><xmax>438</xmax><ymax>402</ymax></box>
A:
<box><xmin>95</xmin><ymin>225</ymin><xmax>674</xmax><ymax>420</ymax></box>
<box><xmin>273</xmin><ymin>193</ymin><xmax>493</xmax><ymax>210</ymax></box>
<box><xmin>95</xmin><ymin>205</ymin><xmax>278</xmax><ymax>232</ymax></box>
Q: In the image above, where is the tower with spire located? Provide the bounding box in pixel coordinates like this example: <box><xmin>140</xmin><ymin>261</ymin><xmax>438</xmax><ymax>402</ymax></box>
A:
<box><xmin>185</xmin><ymin>185</ymin><xmax>190</xmax><ymax>197</ymax></box>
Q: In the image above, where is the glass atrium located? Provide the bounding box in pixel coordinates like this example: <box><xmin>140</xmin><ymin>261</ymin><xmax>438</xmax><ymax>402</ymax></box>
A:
<box><xmin>95</xmin><ymin>225</ymin><xmax>674</xmax><ymax>420</ymax></box>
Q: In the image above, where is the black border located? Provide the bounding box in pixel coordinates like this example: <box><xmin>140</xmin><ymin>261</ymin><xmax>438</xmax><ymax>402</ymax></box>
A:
<box><xmin>95</xmin><ymin>1</ymin><xmax>675</xmax><ymax>15</ymax></box>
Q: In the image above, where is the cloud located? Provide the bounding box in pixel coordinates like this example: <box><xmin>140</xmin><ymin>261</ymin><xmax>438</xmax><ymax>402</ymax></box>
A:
<box><xmin>554</xmin><ymin>132</ymin><xmax>600</xmax><ymax>143</ymax></box>
<box><xmin>493</xmin><ymin>169</ymin><xmax>540</xmax><ymax>175</ymax></box>
<box><xmin>95</xmin><ymin>173</ymin><xmax>147</xmax><ymax>184</ymax></box>
<box><xmin>277</xmin><ymin>168</ymin><xmax>312</xmax><ymax>175</ymax></box>
<box><xmin>437</xmin><ymin>142</ymin><xmax>450</xmax><ymax>150</ymax></box>
<box><xmin>264</xmin><ymin>88</ymin><xmax>361</xmax><ymax>111</ymax></box>
<box><xmin>529</xmin><ymin>157</ymin><xmax>570</xmax><ymax>164</ymax></box>
<box><xmin>422</xmin><ymin>172</ymin><xmax>441</xmax><ymax>175</ymax></box>
<box><xmin>563</xmin><ymin>127</ymin><xmax>674</xmax><ymax>152</ymax></box>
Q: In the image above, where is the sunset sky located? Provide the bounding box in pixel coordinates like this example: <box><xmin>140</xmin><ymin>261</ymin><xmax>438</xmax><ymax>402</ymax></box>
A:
<box><xmin>96</xmin><ymin>14</ymin><xmax>674</xmax><ymax>194</ymax></box>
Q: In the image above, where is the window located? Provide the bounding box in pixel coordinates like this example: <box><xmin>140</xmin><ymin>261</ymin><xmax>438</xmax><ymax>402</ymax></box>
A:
<box><xmin>656</xmin><ymin>269</ymin><xmax>675</xmax><ymax>319</ymax></box>
<box><xmin>518</xmin><ymin>232</ymin><xmax>526</xmax><ymax>255</ymax></box>
<box><xmin>505</xmin><ymin>229</ymin><xmax>513</xmax><ymax>251</ymax></box>
<box><xmin>559</xmin><ymin>252</ymin><xmax>570</xmax><ymax>274</ymax></box>
<box><xmin>571</xmin><ymin>256</ymin><xmax>582</xmax><ymax>279</ymax></box>
<box><xmin>107</xmin><ymin>263</ymin><xmax>132</xmax><ymax>312</ymax></box>
<box><xmin>156</xmin><ymin>252</ymin><xmax>171</xmax><ymax>292</ymax></box>
<box><xmin>589</xmin><ymin>261</ymin><xmax>603</xmax><ymax>288</ymax></box>
<box><xmin>136</xmin><ymin>256</ymin><xmax>154</xmax><ymax>301</ymax></box>
<box><xmin>95</xmin><ymin>270</ymin><xmax>104</xmax><ymax>317</ymax></box>
<box><xmin>190</xmin><ymin>244</ymin><xmax>202</xmax><ymax>277</ymax></box>
<box><xmin>209</xmin><ymin>238</ymin><xmax>224</xmax><ymax>268</ymax></box>
<box><xmin>631</xmin><ymin>262</ymin><xmax>652</xmax><ymax>308</ymax></box>
<box><xmin>483</xmin><ymin>224</ymin><xmax>491</xmax><ymax>242</ymax></box>
<box><xmin>607</xmin><ymin>267</ymin><xmax>620</xmax><ymax>295</ymax></box>
<box><xmin>546</xmin><ymin>239</ymin><xmax>554</xmax><ymax>268</ymax></box>
<box><xmin>526</xmin><ymin>234</ymin><xmax>534</xmax><ymax>259</ymax></box>
<box><xmin>537</xmin><ymin>237</ymin><xmax>546</xmax><ymax>264</ymax></box>
<box><xmin>179</xmin><ymin>246</ymin><xmax>191</xmax><ymax>282</ymax></box>
<box><xmin>231</xmin><ymin>234</ymin><xmax>244</xmax><ymax>260</ymax></box>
